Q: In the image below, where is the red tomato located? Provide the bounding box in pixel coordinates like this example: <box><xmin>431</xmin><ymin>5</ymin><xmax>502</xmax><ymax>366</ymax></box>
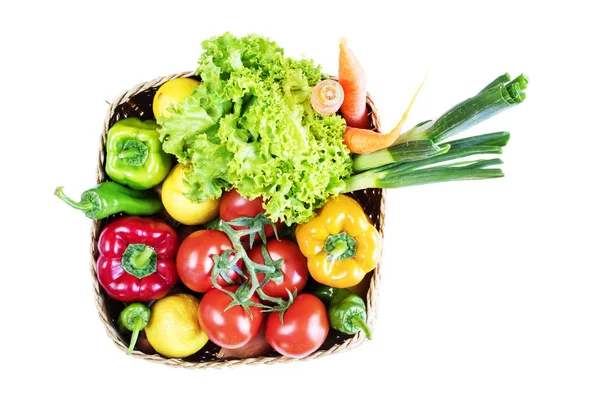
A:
<box><xmin>219</xmin><ymin>189</ymin><xmax>281</xmax><ymax>241</ymax></box>
<box><xmin>248</xmin><ymin>239</ymin><xmax>308</xmax><ymax>299</ymax></box>
<box><xmin>265</xmin><ymin>294</ymin><xmax>329</xmax><ymax>358</ymax></box>
<box><xmin>176</xmin><ymin>230</ymin><xmax>241</xmax><ymax>293</ymax></box>
<box><xmin>198</xmin><ymin>285</ymin><xmax>264</xmax><ymax>349</ymax></box>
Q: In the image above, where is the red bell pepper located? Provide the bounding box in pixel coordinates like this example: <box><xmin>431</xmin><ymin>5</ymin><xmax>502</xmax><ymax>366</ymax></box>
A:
<box><xmin>97</xmin><ymin>216</ymin><xmax>180</xmax><ymax>302</ymax></box>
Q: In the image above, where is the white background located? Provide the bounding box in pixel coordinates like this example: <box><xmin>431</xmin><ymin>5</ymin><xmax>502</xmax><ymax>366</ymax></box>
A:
<box><xmin>1</xmin><ymin>0</ymin><xmax>598</xmax><ymax>399</ymax></box>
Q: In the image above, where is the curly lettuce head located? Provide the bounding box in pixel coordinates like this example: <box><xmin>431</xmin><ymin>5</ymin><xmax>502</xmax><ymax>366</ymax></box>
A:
<box><xmin>158</xmin><ymin>32</ymin><xmax>353</xmax><ymax>225</ymax></box>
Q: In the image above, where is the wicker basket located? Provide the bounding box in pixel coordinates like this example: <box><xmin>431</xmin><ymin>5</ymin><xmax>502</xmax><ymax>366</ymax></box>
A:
<box><xmin>90</xmin><ymin>71</ymin><xmax>386</xmax><ymax>369</ymax></box>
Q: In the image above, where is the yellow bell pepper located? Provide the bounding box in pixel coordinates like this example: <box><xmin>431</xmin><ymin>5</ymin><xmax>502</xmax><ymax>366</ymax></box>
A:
<box><xmin>295</xmin><ymin>194</ymin><xmax>382</xmax><ymax>288</ymax></box>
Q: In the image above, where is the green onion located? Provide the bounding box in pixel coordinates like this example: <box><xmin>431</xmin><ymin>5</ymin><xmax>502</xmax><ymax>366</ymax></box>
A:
<box><xmin>343</xmin><ymin>142</ymin><xmax>505</xmax><ymax>193</ymax></box>
<box><xmin>441</xmin><ymin>131</ymin><xmax>510</xmax><ymax>149</ymax></box>
<box><xmin>343</xmin><ymin>161</ymin><xmax>504</xmax><ymax>192</ymax></box>
<box><xmin>391</xmin><ymin>120</ymin><xmax>433</xmax><ymax>146</ymax></box>
<box><xmin>479</xmin><ymin>72</ymin><xmax>511</xmax><ymax>92</ymax></box>
<box><xmin>353</xmin><ymin>140</ymin><xmax>450</xmax><ymax>172</ymax></box>
<box><xmin>354</xmin><ymin>132</ymin><xmax>510</xmax><ymax>172</ymax></box>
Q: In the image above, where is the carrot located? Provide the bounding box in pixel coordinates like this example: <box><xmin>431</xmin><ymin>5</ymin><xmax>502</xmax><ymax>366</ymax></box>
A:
<box><xmin>343</xmin><ymin>76</ymin><xmax>426</xmax><ymax>154</ymax></box>
<box><xmin>311</xmin><ymin>79</ymin><xmax>344</xmax><ymax>115</ymax></box>
<box><xmin>338</xmin><ymin>38</ymin><xmax>371</xmax><ymax>129</ymax></box>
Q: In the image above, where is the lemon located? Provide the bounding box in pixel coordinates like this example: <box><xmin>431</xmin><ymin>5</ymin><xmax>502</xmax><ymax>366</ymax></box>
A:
<box><xmin>145</xmin><ymin>293</ymin><xmax>208</xmax><ymax>358</ymax></box>
<box><xmin>153</xmin><ymin>77</ymin><xmax>200</xmax><ymax>119</ymax></box>
<box><xmin>161</xmin><ymin>164</ymin><xmax>220</xmax><ymax>225</ymax></box>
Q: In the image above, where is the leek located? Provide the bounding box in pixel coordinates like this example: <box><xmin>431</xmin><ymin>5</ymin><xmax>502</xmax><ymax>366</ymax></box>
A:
<box><xmin>399</xmin><ymin>73</ymin><xmax>528</xmax><ymax>143</ymax></box>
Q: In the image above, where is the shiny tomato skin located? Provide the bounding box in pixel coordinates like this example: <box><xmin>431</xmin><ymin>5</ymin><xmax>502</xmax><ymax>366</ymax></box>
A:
<box><xmin>265</xmin><ymin>294</ymin><xmax>329</xmax><ymax>358</ymax></box>
<box><xmin>219</xmin><ymin>189</ymin><xmax>281</xmax><ymax>240</ymax></box>
<box><xmin>248</xmin><ymin>239</ymin><xmax>308</xmax><ymax>299</ymax></box>
<box><xmin>198</xmin><ymin>285</ymin><xmax>264</xmax><ymax>349</ymax></box>
<box><xmin>176</xmin><ymin>230</ymin><xmax>241</xmax><ymax>293</ymax></box>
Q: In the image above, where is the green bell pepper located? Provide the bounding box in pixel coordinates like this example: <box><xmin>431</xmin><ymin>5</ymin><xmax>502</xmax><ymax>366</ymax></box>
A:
<box><xmin>105</xmin><ymin>118</ymin><xmax>172</xmax><ymax>190</ymax></box>
<box><xmin>312</xmin><ymin>284</ymin><xmax>372</xmax><ymax>339</ymax></box>
<box><xmin>54</xmin><ymin>181</ymin><xmax>163</xmax><ymax>220</ymax></box>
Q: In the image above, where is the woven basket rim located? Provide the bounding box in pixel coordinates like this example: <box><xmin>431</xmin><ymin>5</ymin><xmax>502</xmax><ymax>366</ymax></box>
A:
<box><xmin>90</xmin><ymin>71</ymin><xmax>386</xmax><ymax>369</ymax></box>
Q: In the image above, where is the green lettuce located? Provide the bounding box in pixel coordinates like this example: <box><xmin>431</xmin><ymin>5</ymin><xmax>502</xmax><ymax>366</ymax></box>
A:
<box><xmin>158</xmin><ymin>33</ymin><xmax>353</xmax><ymax>225</ymax></box>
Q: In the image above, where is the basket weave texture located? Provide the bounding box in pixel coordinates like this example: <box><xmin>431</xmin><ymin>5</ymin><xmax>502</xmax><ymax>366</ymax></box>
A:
<box><xmin>90</xmin><ymin>71</ymin><xmax>386</xmax><ymax>369</ymax></box>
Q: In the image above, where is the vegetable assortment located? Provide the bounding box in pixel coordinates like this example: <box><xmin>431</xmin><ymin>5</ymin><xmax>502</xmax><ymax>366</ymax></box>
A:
<box><xmin>56</xmin><ymin>31</ymin><xmax>528</xmax><ymax>361</ymax></box>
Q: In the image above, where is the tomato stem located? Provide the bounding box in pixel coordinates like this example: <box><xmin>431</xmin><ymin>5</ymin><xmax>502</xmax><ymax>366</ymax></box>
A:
<box><xmin>214</xmin><ymin>221</ymin><xmax>291</xmax><ymax>312</ymax></box>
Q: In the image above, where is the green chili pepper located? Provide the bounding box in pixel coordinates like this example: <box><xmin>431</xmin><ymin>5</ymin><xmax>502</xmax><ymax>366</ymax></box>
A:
<box><xmin>105</xmin><ymin>118</ymin><xmax>172</xmax><ymax>190</ymax></box>
<box><xmin>312</xmin><ymin>284</ymin><xmax>372</xmax><ymax>339</ymax></box>
<box><xmin>118</xmin><ymin>303</ymin><xmax>151</xmax><ymax>355</ymax></box>
<box><xmin>54</xmin><ymin>181</ymin><xmax>162</xmax><ymax>220</ymax></box>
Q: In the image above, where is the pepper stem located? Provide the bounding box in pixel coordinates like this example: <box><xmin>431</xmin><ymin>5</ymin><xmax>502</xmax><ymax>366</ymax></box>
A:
<box><xmin>118</xmin><ymin>139</ymin><xmax>149</xmax><ymax>167</ymax></box>
<box><xmin>121</xmin><ymin>244</ymin><xmax>158</xmax><ymax>279</ymax></box>
<box><xmin>119</xmin><ymin>303</ymin><xmax>151</xmax><ymax>355</ymax></box>
<box><xmin>54</xmin><ymin>187</ymin><xmax>94</xmax><ymax>211</ymax></box>
<box><xmin>130</xmin><ymin>246</ymin><xmax>154</xmax><ymax>270</ymax></box>
<box><xmin>351</xmin><ymin>315</ymin><xmax>372</xmax><ymax>340</ymax></box>
<box><xmin>325</xmin><ymin>232</ymin><xmax>358</xmax><ymax>262</ymax></box>
<box><xmin>119</xmin><ymin>147</ymin><xmax>142</xmax><ymax>159</ymax></box>
<box><xmin>127</xmin><ymin>317</ymin><xmax>143</xmax><ymax>355</ymax></box>
<box><xmin>328</xmin><ymin>240</ymin><xmax>348</xmax><ymax>260</ymax></box>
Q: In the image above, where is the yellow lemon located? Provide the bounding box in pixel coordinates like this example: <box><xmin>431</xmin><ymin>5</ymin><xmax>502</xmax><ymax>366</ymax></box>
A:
<box><xmin>145</xmin><ymin>293</ymin><xmax>208</xmax><ymax>358</ymax></box>
<box><xmin>161</xmin><ymin>163</ymin><xmax>220</xmax><ymax>225</ymax></box>
<box><xmin>153</xmin><ymin>77</ymin><xmax>200</xmax><ymax>119</ymax></box>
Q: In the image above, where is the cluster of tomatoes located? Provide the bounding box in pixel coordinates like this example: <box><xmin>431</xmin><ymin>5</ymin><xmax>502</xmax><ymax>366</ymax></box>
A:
<box><xmin>174</xmin><ymin>189</ymin><xmax>330</xmax><ymax>359</ymax></box>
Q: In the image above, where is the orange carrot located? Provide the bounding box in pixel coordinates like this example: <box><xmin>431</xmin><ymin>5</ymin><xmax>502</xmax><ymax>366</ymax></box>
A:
<box><xmin>338</xmin><ymin>38</ymin><xmax>371</xmax><ymax>129</ymax></box>
<box><xmin>343</xmin><ymin>77</ymin><xmax>426</xmax><ymax>154</ymax></box>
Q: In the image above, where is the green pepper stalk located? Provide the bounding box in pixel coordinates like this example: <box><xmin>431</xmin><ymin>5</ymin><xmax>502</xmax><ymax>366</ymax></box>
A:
<box><xmin>118</xmin><ymin>303</ymin><xmax>151</xmax><ymax>355</ymax></box>
<box><xmin>312</xmin><ymin>284</ymin><xmax>372</xmax><ymax>339</ymax></box>
<box><xmin>54</xmin><ymin>181</ymin><xmax>163</xmax><ymax>220</ymax></box>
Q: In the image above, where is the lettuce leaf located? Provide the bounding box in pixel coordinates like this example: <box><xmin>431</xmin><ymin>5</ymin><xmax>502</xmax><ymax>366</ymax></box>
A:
<box><xmin>158</xmin><ymin>32</ymin><xmax>352</xmax><ymax>225</ymax></box>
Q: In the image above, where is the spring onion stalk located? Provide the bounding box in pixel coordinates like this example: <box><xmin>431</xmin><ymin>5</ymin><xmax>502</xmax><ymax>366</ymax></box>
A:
<box><xmin>441</xmin><ymin>131</ymin><xmax>510</xmax><ymax>150</ymax></box>
<box><xmin>391</xmin><ymin>120</ymin><xmax>433</xmax><ymax>146</ymax></box>
<box><xmin>398</xmin><ymin>73</ymin><xmax>528</xmax><ymax>144</ymax></box>
<box><xmin>479</xmin><ymin>72</ymin><xmax>512</xmax><ymax>92</ymax></box>
<box><xmin>354</xmin><ymin>131</ymin><xmax>510</xmax><ymax>172</ymax></box>
<box><xmin>343</xmin><ymin>143</ymin><xmax>505</xmax><ymax>192</ymax></box>
<box><xmin>353</xmin><ymin>140</ymin><xmax>450</xmax><ymax>172</ymax></box>
<box><xmin>343</xmin><ymin>161</ymin><xmax>503</xmax><ymax>192</ymax></box>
